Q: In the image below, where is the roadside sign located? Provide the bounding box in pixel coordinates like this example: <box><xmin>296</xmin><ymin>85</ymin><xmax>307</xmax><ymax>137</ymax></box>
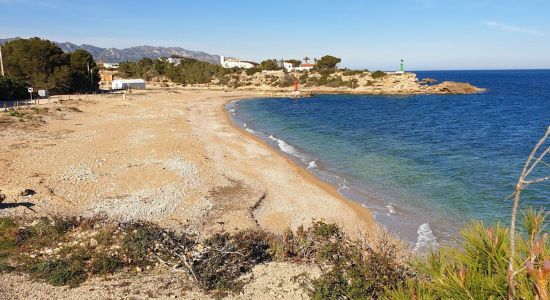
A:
<box><xmin>28</xmin><ymin>88</ymin><xmax>33</xmax><ymax>106</ymax></box>
<box><xmin>38</xmin><ymin>90</ymin><xmax>48</xmax><ymax>98</ymax></box>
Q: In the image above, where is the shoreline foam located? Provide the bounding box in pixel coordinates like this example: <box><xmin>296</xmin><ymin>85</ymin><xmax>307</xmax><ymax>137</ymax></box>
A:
<box><xmin>226</xmin><ymin>96</ymin><xmax>451</xmax><ymax>247</ymax></box>
<box><xmin>221</xmin><ymin>96</ymin><xmax>377</xmax><ymax>234</ymax></box>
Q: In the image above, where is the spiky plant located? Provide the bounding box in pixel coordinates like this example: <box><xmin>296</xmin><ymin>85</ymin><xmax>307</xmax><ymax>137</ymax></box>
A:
<box><xmin>384</xmin><ymin>209</ymin><xmax>549</xmax><ymax>299</ymax></box>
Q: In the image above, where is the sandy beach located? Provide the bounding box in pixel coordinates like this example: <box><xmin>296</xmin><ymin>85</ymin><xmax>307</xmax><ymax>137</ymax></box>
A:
<box><xmin>0</xmin><ymin>89</ymin><xmax>373</xmax><ymax>236</ymax></box>
<box><xmin>0</xmin><ymin>89</ymin><xmax>379</xmax><ymax>298</ymax></box>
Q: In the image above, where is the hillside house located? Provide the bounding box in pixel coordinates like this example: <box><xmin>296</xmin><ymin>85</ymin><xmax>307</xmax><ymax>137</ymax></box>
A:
<box><xmin>220</xmin><ymin>56</ymin><xmax>257</xmax><ymax>69</ymax></box>
<box><xmin>167</xmin><ymin>56</ymin><xmax>182</xmax><ymax>66</ymax></box>
<box><xmin>102</xmin><ymin>63</ymin><xmax>119</xmax><ymax>69</ymax></box>
<box><xmin>283</xmin><ymin>62</ymin><xmax>293</xmax><ymax>72</ymax></box>
<box><xmin>294</xmin><ymin>63</ymin><xmax>315</xmax><ymax>72</ymax></box>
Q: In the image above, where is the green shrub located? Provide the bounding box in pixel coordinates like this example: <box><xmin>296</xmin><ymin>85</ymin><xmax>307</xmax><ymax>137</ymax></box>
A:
<box><xmin>122</xmin><ymin>224</ymin><xmax>155</xmax><ymax>266</ymax></box>
<box><xmin>306</xmin><ymin>222</ymin><xmax>411</xmax><ymax>299</ymax></box>
<box><xmin>371</xmin><ymin>70</ymin><xmax>387</xmax><ymax>79</ymax></box>
<box><xmin>0</xmin><ymin>76</ymin><xmax>28</xmax><ymax>100</ymax></box>
<box><xmin>384</xmin><ymin>208</ymin><xmax>549</xmax><ymax>299</ymax></box>
<box><xmin>91</xmin><ymin>254</ymin><xmax>123</xmax><ymax>275</ymax></box>
<box><xmin>0</xmin><ymin>217</ymin><xmax>18</xmax><ymax>260</ymax></box>
<box><xmin>9</xmin><ymin>111</ymin><xmax>25</xmax><ymax>118</ymax></box>
<box><xmin>192</xmin><ymin>230</ymin><xmax>271</xmax><ymax>291</ymax></box>
<box><xmin>278</xmin><ymin>75</ymin><xmax>295</xmax><ymax>88</ymax></box>
<box><xmin>342</xmin><ymin>70</ymin><xmax>364</xmax><ymax>76</ymax></box>
<box><xmin>28</xmin><ymin>258</ymin><xmax>87</xmax><ymax>287</ymax></box>
<box><xmin>245</xmin><ymin>67</ymin><xmax>261</xmax><ymax>76</ymax></box>
<box><xmin>15</xmin><ymin>217</ymin><xmax>77</xmax><ymax>251</ymax></box>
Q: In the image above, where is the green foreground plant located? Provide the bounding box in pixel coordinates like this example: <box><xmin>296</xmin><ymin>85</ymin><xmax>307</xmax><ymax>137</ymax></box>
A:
<box><xmin>386</xmin><ymin>208</ymin><xmax>549</xmax><ymax>300</ymax></box>
<box><xmin>0</xmin><ymin>212</ymin><xmax>548</xmax><ymax>298</ymax></box>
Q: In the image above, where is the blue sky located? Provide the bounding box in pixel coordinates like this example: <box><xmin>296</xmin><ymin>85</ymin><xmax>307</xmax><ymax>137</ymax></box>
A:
<box><xmin>1</xmin><ymin>0</ymin><xmax>549</xmax><ymax>70</ymax></box>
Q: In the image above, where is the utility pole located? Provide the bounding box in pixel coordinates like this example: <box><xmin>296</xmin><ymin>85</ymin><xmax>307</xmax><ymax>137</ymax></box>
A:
<box><xmin>0</xmin><ymin>45</ymin><xmax>5</xmax><ymax>76</ymax></box>
<box><xmin>87</xmin><ymin>63</ymin><xmax>93</xmax><ymax>89</ymax></box>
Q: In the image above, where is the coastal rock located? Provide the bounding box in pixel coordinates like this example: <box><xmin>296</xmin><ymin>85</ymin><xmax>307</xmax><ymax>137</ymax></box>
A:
<box><xmin>420</xmin><ymin>78</ymin><xmax>437</xmax><ymax>84</ymax></box>
<box><xmin>20</xmin><ymin>189</ymin><xmax>36</xmax><ymax>197</ymax></box>
<box><xmin>146</xmin><ymin>70</ymin><xmax>485</xmax><ymax>95</ymax></box>
<box><xmin>429</xmin><ymin>81</ymin><xmax>485</xmax><ymax>94</ymax></box>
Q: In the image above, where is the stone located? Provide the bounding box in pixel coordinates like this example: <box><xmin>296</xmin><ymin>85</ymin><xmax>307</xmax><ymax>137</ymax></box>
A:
<box><xmin>20</xmin><ymin>189</ymin><xmax>36</xmax><ymax>197</ymax></box>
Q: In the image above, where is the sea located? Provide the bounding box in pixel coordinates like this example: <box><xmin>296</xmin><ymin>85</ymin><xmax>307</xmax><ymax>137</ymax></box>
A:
<box><xmin>227</xmin><ymin>70</ymin><xmax>550</xmax><ymax>251</ymax></box>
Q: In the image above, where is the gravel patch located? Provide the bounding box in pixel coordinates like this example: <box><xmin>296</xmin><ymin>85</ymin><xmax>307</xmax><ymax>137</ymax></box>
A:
<box><xmin>143</xmin><ymin>157</ymin><xmax>199</xmax><ymax>182</ymax></box>
<box><xmin>58</xmin><ymin>164</ymin><xmax>98</xmax><ymax>182</ymax></box>
<box><xmin>129</xmin><ymin>129</ymin><xmax>155</xmax><ymax>144</ymax></box>
<box><xmin>85</xmin><ymin>183</ymin><xmax>188</xmax><ymax>222</ymax></box>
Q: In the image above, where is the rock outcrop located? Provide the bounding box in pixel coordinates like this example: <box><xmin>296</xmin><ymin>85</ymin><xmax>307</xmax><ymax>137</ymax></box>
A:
<box><xmin>428</xmin><ymin>81</ymin><xmax>486</xmax><ymax>94</ymax></box>
<box><xmin>147</xmin><ymin>70</ymin><xmax>485</xmax><ymax>95</ymax></box>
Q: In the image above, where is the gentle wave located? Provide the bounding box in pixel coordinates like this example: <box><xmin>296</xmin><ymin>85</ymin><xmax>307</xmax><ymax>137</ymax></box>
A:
<box><xmin>228</xmin><ymin>100</ymin><xmax>430</xmax><ymax>245</ymax></box>
<box><xmin>268</xmin><ymin>134</ymin><xmax>303</xmax><ymax>158</ymax></box>
<box><xmin>386</xmin><ymin>203</ymin><xmax>396</xmax><ymax>215</ymax></box>
<box><xmin>414</xmin><ymin>223</ymin><xmax>438</xmax><ymax>253</ymax></box>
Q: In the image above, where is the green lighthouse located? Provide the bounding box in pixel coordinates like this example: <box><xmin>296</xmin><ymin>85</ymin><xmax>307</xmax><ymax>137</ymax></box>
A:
<box><xmin>400</xmin><ymin>59</ymin><xmax>404</xmax><ymax>72</ymax></box>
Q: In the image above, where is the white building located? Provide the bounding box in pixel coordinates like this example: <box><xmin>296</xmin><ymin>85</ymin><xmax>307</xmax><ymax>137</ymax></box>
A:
<box><xmin>167</xmin><ymin>57</ymin><xmax>182</xmax><ymax>66</ymax></box>
<box><xmin>112</xmin><ymin>79</ymin><xmax>146</xmax><ymax>90</ymax></box>
<box><xmin>220</xmin><ymin>56</ymin><xmax>256</xmax><ymax>69</ymax></box>
<box><xmin>103</xmin><ymin>63</ymin><xmax>119</xmax><ymax>69</ymax></box>
<box><xmin>283</xmin><ymin>62</ymin><xmax>315</xmax><ymax>72</ymax></box>
<box><xmin>293</xmin><ymin>63</ymin><xmax>315</xmax><ymax>72</ymax></box>
<box><xmin>283</xmin><ymin>62</ymin><xmax>293</xmax><ymax>72</ymax></box>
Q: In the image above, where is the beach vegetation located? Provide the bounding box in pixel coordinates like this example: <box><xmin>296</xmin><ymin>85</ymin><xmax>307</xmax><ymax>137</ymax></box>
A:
<box><xmin>1</xmin><ymin>37</ymin><xmax>100</xmax><ymax>94</ymax></box>
<box><xmin>119</xmin><ymin>57</ymin><xmax>227</xmax><ymax>85</ymax></box>
<box><xmin>348</xmin><ymin>78</ymin><xmax>359</xmax><ymax>89</ymax></box>
<box><xmin>298</xmin><ymin>72</ymin><xmax>309</xmax><ymax>81</ymax></box>
<box><xmin>314</xmin><ymin>55</ymin><xmax>342</xmax><ymax>70</ymax></box>
<box><xmin>0</xmin><ymin>76</ymin><xmax>28</xmax><ymax>101</ymax></box>
<box><xmin>245</xmin><ymin>67</ymin><xmax>261</xmax><ymax>76</ymax></box>
<box><xmin>285</xmin><ymin>59</ymin><xmax>302</xmax><ymax>67</ymax></box>
<box><xmin>386</xmin><ymin>209</ymin><xmax>549</xmax><ymax>299</ymax></box>
<box><xmin>8</xmin><ymin>111</ymin><xmax>25</xmax><ymax>118</ymax></box>
<box><xmin>278</xmin><ymin>74</ymin><xmax>295</xmax><ymax>88</ymax></box>
<box><xmin>342</xmin><ymin>70</ymin><xmax>365</xmax><ymax>76</ymax></box>
<box><xmin>372</xmin><ymin>70</ymin><xmax>387</xmax><ymax>79</ymax></box>
<box><xmin>259</xmin><ymin>59</ymin><xmax>281</xmax><ymax>71</ymax></box>
<box><xmin>0</xmin><ymin>213</ymin><xmax>547</xmax><ymax>297</ymax></box>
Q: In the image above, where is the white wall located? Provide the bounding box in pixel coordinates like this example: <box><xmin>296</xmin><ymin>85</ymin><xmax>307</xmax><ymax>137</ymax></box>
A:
<box><xmin>112</xmin><ymin>80</ymin><xmax>146</xmax><ymax>90</ymax></box>
<box><xmin>283</xmin><ymin>62</ymin><xmax>293</xmax><ymax>72</ymax></box>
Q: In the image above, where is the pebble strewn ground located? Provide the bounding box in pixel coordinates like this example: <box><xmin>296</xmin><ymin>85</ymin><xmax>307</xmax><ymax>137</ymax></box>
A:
<box><xmin>0</xmin><ymin>90</ymin><xmax>373</xmax><ymax>299</ymax></box>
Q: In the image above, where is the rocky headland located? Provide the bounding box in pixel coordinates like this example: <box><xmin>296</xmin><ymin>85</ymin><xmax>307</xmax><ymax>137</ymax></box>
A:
<box><xmin>146</xmin><ymin>70</ymin><xmax>485</xmax><ymax>95</ymax></box>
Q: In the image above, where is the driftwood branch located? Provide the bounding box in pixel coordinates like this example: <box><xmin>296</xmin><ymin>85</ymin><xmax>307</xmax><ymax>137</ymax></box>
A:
<box><xmin>507</xmin><ymin>126</ymin><xmax>550</xmax><ymax>300</ymax></box>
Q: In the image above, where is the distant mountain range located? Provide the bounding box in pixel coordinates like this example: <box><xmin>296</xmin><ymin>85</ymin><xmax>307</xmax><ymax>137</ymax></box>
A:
<box><xmin>0</xmin><ymin>37</ymin><xmax>221</xmax><ymax>64</ymax></box>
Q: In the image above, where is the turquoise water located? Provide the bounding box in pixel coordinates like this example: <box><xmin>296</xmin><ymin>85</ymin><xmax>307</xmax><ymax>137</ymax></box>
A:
<box><xmin>228</xmin><ymin>70</ymin><xmax>550</xmax><ymax>248</ymax></box>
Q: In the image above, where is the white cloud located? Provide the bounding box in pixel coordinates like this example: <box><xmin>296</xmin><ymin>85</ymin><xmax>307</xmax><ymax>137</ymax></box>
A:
<box><xmin>484</xmin><ymin>20</ymin><xmax>543</xmax><ymax>36</ymax></box>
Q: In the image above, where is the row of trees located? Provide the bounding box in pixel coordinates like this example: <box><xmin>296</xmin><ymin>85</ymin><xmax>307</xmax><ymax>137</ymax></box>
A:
<box><xmin>0</xmin><ymin>38</ymin><xmax>345</xmax><ymax>99</ymax></box>
<box><xmin>260</xmin><ymin>55</ymin><xmax>342</xmax><ymax>70</ymax></box>
<box><xmin>0</xmin><ymin>37</ymin><xmax>100</xmax><ymax>100</ymax></box>
<box><xmin>116</xmin><ymin>54</ymin><xmax>343</xmax><ymax>85</ymax></box>
<box><xmin>117</xmin><ymin>57</ymin><xmax>233</xmax><ymax>84</ymax></box>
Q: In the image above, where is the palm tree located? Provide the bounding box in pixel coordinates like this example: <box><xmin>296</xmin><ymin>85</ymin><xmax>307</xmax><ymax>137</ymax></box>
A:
<box><xmin>313</xmin><ymin>58</ymin><xmax>318</xmax><ymax>64</ymax></box>
<box><xmin>303</xmin><ymin>56</ymin><xmax>310</xmax><ymax>64</ymax></box>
